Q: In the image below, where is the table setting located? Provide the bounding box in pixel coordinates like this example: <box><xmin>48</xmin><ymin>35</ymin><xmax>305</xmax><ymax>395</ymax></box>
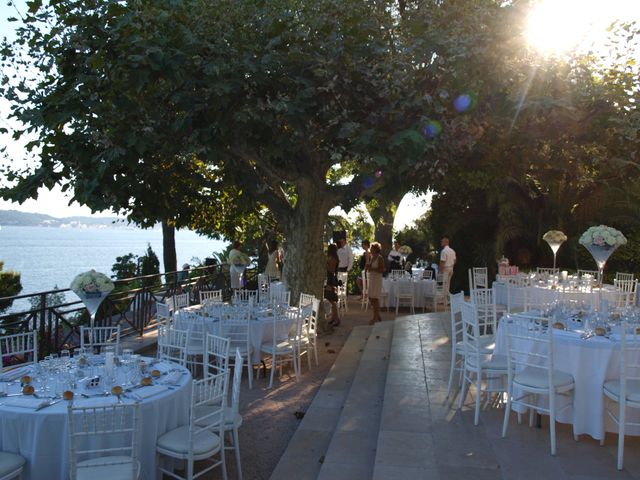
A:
<box><xmin>174</xmin><ymin>301</ymin><xmax>293</xmax><ymax>362</ymax></box>
<box><xmin>382</xmin><ymin>276</ymin><xmax>435</xmax><ymax>308</ymax></box>
<box><xmin>494</xmin><ymin>302</ymin><xmax>640</xmax><ymax>440</ymax></box>
<box><xmin>0</xmin><ymin>349</ymin><xmax>191</xmax><ymax>480</ymax></box>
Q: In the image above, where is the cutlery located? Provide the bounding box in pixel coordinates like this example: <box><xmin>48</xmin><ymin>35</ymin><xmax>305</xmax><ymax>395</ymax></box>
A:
<box><xmin>35</xmin><ymin>398</ymin><xmax>63</xmax><ymax>411</ymax></box>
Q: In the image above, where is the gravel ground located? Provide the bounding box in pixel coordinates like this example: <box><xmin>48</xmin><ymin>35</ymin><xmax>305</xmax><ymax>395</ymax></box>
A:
<box><xmin>154</xmin><ymin>298</ymin><xmax>394</xmax><ymax>480</ymax></box>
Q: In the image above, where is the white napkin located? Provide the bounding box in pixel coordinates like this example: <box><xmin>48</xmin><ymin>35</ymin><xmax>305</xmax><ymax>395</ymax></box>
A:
<box><xmin>163</xmin><ymin>371</ymin><xmax>183</xmax><ymax>385</ymax></box>
<box><xmin>129</xmin><ymin>385</ymin><xmax>166</xmax><ymax>400</ymax></box>
<box><xmin>0</xmin><ymin>365</ymin><xmax>32</xmax><ymax>382</ymax></box>
<box><xmin>76</xmin><ymin>396</ymin><xmax>117</xmax><ymax>407</ymax></box>
<box><xmin>2</xmin><ymin>396</ymin><xmax>43</xmax><ymax>408</ymax></box>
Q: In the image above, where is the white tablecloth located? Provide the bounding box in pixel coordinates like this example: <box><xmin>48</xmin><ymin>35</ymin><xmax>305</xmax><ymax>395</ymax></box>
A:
<box><xmin>382</xmin><ymin>278</ymin><xmax>436</xmax><ymax>308</ymax></box>
<box><xmin>175</xmin><ymin>306</ymin><xmax>291</xmax><ymax>363</ymax></box>
<box><xmin>0</xmin><ymin>358</ymin><xmax>191</xmax><ymax>480</ymax></box>
<box><xmin>494</xmin><ymin>281</ymin><xmax>621</xmax><ymax>310</ymax></box>
<box><xmin>495</xmin><ymin>317</ymin><xmax>639</xmax><ymax>440</ymax></box>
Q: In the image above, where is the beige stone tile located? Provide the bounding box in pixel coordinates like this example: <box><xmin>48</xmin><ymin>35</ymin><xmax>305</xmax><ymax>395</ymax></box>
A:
<box><xmin>375</xmin><ymin>430</ymin><xmax>436</xmax><ymax>468</ymax></box>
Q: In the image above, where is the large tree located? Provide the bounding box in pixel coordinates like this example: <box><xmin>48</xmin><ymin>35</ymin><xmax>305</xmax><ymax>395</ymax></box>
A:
<box><xmin>0</xmin><ymin>0</ymin><xmax>517</xmax><ymax>302</ymax></box>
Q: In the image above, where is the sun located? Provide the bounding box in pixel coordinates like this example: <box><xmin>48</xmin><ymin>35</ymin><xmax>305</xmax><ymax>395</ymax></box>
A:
<box><xmin>525</xmin><ymin>0</ymin><xmax>640</xmax><ymax>56</ymax></box>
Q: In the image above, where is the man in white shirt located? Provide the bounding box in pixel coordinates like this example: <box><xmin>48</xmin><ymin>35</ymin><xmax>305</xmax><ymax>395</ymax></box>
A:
<box><xmin>337</xmin><ymin>239</ymin><xmax>354</xmax><ymax>272</ymax></box>
<box><xmin>439</xmin><ymin>235</ymin><xmax>456</xmax><ymax>289</ymax></box>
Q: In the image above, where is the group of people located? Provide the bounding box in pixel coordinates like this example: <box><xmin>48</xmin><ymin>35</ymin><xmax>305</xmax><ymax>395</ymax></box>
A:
<box><xmin>325</xmin><ymin>235</ymin><xmax>456</xmax><ymax>325</ymax></box>
<box><xmin>325</xmin><ymin>239</ymin><xmax>385</xmax><ymax>326</ymax></box>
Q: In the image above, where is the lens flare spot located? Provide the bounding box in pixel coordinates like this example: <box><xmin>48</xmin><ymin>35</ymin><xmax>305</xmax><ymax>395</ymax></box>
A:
<box><xmin>375</xmin><ymin>170</ymin><xmax>383</xmax><ymax>178</ymax></box>
<box><xmin>423</xmin><ymin>120</ymin><xmax>442</xmax><ymax>139</ymax></box>
<box><xmin>454</xmin><ymin>94</ymin><xmax>473</xmax><ymax>112</ymax></box>
<box><xmin>362</xmin><ymin>177</ymin><xmax>374</xmax><ymax>189</ymax></box>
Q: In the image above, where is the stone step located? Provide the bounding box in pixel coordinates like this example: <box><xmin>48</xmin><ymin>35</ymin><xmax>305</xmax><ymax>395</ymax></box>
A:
<box><xmin>316</xmin><ymin>320</ymin><xmax>394</xmax><ymax>480</ymax></box>
<box><xmin>372</xmin><ymin>315</ymin><xmax>435</xmax><ymax>479</ymax></box>
<box><xmin>269</xmin><ymin>324</ymin><xmax>373</xmax><ymax>480</ymax></box>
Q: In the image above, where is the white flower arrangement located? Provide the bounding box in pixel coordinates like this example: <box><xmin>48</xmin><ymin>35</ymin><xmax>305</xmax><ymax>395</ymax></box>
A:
<box><xmin>229</xmin><ymin>250</ymin><xmax>251</xmax><ymax>266</ymax></box>
<box><xmin>579</xmin><ymin>225</ymin><xmax>627</xmax><ymax>248</ymax></box>
<box><xmin>542</xmin><ymin>230</ymin><xmax>567</xmax><ymax>244</ymax></box>
<box><xmin>70</xmin><ymin>270</ymin><xmax>115</xmax><ymax>297</ymax></box>
<box><xmin>398</xmin><ymin>245</ymin><xmax>413</xmax><ymax>256</ymax></box>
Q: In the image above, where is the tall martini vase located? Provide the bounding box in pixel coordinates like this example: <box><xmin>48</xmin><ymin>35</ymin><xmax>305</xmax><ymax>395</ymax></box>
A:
<box><xmin>80</xmin><ymin>292</ymin><xmax>109</xmax><ymax>328</ymax></box>
<box><xmin>585</xmin><ymin>244</ymin><xmax>618</xmax><ymax>289</ymax></box>
<box><xmin>545</xmin><ymin>241</ymin><xmax>564</xmax><ymax>271</ymax></box>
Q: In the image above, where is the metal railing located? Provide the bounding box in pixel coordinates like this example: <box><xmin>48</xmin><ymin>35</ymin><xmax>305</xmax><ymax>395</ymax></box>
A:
<box><xmin>0</xmin><ymin>264</ymin><xmax>259</xmax><ymax>357</ymax></box>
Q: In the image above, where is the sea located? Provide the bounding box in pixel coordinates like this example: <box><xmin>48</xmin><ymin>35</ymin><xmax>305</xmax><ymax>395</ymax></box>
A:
<box><xmin>0</xmin><ymin>225</ymin><xmax>227</xmax><ymax>312</ymax></box>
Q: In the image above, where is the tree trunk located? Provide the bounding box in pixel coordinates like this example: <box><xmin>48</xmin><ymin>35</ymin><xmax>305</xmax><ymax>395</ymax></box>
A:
<box><xmin>368</xmin><ymin>194</ymin><xmax>404</xmax><ymax>259</ymax></box>
<box><xmin>161</xmin><ymin>221</ymin><xmax>177</xmax><ymax>273</ymax></box>
<box><xmin>279</xmin><ymin>178</ymin><xmax>333</xmax><ymax>328</ymax></box>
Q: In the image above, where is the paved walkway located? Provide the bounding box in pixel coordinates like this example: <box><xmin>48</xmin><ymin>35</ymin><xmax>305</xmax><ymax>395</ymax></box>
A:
<box><xmin>378</xmin><ymin>312</ymin><xmax>640</xmax><ymax>479</ymax></box>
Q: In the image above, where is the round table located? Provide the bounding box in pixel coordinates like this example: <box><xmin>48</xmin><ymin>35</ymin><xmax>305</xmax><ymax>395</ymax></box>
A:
<box><xmin>175</xmin><ymin>304</ymin><xmax>292</xmax><ymax>363</ymax></box>
<box><xmin>382</xmin><ymin>278</ymin><xmax>436</xmax><ymax>309</ymax></box>
<box><xmin>494</xmin><ymin>315</ymin><xmax>640</xmax><ymax>440</ymax></box>
<box><xmin>0</xmin><ymin>357</ymin><xmax>191</xmax><ymax>480</ymax></box>
<box><xmin>494</xmin><ymin>281</ymin><xmax>622</xmax><ymax>311</ymax></box>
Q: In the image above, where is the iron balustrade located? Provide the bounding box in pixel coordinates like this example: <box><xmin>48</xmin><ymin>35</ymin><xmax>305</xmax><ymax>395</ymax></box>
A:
<box><xmin>0</xmin><ymin>264</ymin><xmax>259</xmax><ymax>356</ymax></box>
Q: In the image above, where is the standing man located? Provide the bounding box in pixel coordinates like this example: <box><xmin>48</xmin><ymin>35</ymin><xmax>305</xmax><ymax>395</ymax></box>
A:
<box><xmin>337</xmin><ymin>238</ymin><xmax>354</xmax><ymax>273</ymax></box>
<box><xmin>439</xmin><ymin>235</ymin><xmax>456</xmax><ymax>288</ymax></box>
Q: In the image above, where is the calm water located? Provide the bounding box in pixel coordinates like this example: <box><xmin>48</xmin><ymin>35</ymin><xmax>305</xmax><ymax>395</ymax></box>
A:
<box><xmin>0</xmin><ymin>226</ymin><xmax>226</xmax><ymax>310</ymax></box>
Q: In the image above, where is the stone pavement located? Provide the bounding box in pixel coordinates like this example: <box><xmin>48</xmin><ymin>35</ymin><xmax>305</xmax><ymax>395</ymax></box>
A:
<box><xmin>273</xmin><ymin>310</ymin><xmax>640</xmax><ymax>479</ymax></box>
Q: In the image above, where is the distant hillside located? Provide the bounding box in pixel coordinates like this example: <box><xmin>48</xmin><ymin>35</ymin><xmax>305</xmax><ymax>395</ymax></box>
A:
<box><xmin>0</xmin><ymin>209</ymin><xmax>127</xmax><ymax>228</ymax></box>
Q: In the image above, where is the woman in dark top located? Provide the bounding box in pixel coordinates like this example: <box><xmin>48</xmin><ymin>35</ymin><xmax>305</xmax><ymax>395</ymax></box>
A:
<box><xmin>325</xmin><ymin>243</ymin><xmax>340</xmax><ymax>326</ymax></box>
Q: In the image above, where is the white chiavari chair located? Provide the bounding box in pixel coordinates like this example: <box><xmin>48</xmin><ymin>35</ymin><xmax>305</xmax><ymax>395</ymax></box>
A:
<box><xmin>260</xmin><ymin>309</ymin><xmax>299</xmax><ymax>388</ymax></box>
<box><xmin>613</xmin><ymin>278</ymin><xmax>638</xmax><ymax>308</ymax></box>
<box><xmin>0</xmin><ymin>331</ymin><xmax>37</xmax><ymax>372</ymax></box>
<box><xmin>424</xmin><ymin>273</ymin><xmax>449</xmax><ymax>312</ymax></box>
<box><xmin>459</xmin><ymin>301</ymin><xmax>508</xmax><ymax>425</ymax></box>
<box><xmin>337</xmin><ymin>272</ymin><xmax>349</xmax><ymax>313</ymax></box>
<box><xmin>68</xmin><ymin>403</ymin><xmax>141</xmax><ymax>480</ymax></box>
<box><xmin>195</xmin><ymin>349</ymin><xmax>244</xmax><ymax>480</ymax></box>
<box><xmin>157</xmin><ymin>372</ymin><xmax>228</xmax><ymax>480</ymax></box>
<box><xmin>615</xmin><ymin>272</ymin><xmax>635</xmax><ymax>283</ymax></box>
<box><xmin>219</xmin><ymin>308</ymin><xmax>254</xmax><ymax>389</ymax></box>
<box><xmin>232</xmin><ymin>289</ymin><xmax>258</xmax><ymax>305</ymax></box>
<box><xmin>536</xmin><ymin>267</ymin><xmax>559</xmax><ymax>276</ymax></box>
<box><xmin>157</xmin><ymin>327</ymin><xmax>189</xmax><ymax>367</ymax></box>
<box><xmin>172</xmin><ymin>293</ymin><xmax>190</xmax><ymax>311</ymax></box>
<box><xmin>269</xmin><ymin>288</ymin><xmax>291</xmax><ymax>307</ymax></box>
<box><xmin>199</xmin><ymin>289</ymin><xmax>223</xmax><ymax>305</ymax></box>
<box><xmin>395</xmin><ymin>279</ymin><xmax>415</xmax><ymax>315</ymax></box>
<box><xmin>501</xmin><ymin>313</ymin><xmax>576</xmax><ymax>455</ymax></box>
<box><xmin>360</xmin><ymin>271</ymin><xmax>369</xmax><ymax>310</ymax></box>
<box><xmin>422</xmin><ymin>269</ymin><xmax>433</xmax><ymax>280</ymax></box>
<box><xmin>80</xmin><ymin>325</ymin><xmax>121</xmax><ymax>354</ymax></box>
<box><xmin>602</xmin><ymin>319</ymin><xmax>640</xmax><ymax>470</ymax></box>
<box><xmin>0</xmin><ymin>451</ymin><xmax>25</xmax><ymax>480</ymax></box>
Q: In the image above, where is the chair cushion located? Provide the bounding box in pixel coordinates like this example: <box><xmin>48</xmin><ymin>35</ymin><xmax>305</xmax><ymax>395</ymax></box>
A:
<box><xmin>157</xmin><ymin>426</ymin><xmax>221</xmax><ymax>456</ymax></box>
<box><xmin>467</xmin><ymin>354</ymin><xmax>508</xmax><ymax>371</ymax></box>
<box><xmin>194</xmin><ymin>405</ymin><xmax>243</xmax><ymax>429</ymax></box>
<box><xmin>515</xmin><ymin>368</ymin><xmax>574</xmax><ymax>390</ymax></box>
<box><xmin>604</xmin><ymin>379</ymin><xmax>640</xmax><ymax>404</ymax></box>
<box><xmin>76</xmin><ymin>457</ymin><xmax>138</xmax><ymax>480</ymax></box>
<box><xmin>260</xmin><ymin>341</ymin><xmax>294</xmax><ymax>354</ymax></box>
<box><xmin>0</xmin><ymin>452</ymin><xmax>25</xmax><ymax>477</ymax></box>
<box><xmin>456</xmin><ymin>335</ymin><xmax>495</xmax><ymax>354</ymax></box>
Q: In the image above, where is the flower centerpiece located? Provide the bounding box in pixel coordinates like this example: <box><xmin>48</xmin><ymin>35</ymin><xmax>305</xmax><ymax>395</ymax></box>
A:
<box><xmin>579</xmin><ymin>225</ymin><xmax>627</xmax><ymax>286</ymax></box>
<box><xmin>70</xmin><ymin>270</ymin><xmax>115</xmax><ymax>327</ymax></box>
<box><xmin>542</xmin><ymin>230</ymin><xmax>567</xmax><ymax>270</ymax></box>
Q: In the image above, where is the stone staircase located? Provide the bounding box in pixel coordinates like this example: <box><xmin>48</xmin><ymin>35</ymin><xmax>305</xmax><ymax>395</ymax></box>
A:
<box><xmin>270</xmin><ymin>321</ymin><xmax>394</xmax><ymax>479</ymax></box>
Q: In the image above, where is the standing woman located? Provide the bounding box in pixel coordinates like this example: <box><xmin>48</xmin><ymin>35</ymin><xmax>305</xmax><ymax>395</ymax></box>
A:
<box><xmin>366</xmin><ymin>242</ymin><xmax>385</xmax><ymax>325</ymax></box>
<box><xmin>325</xmin><ymin>243</ymin><xmax>341</xmax><ymax>326</ymax></box>
<box><xmin>264</xmin><ymin>240</ymin><xmax>281</xmax><ymax>280</ymax></box>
